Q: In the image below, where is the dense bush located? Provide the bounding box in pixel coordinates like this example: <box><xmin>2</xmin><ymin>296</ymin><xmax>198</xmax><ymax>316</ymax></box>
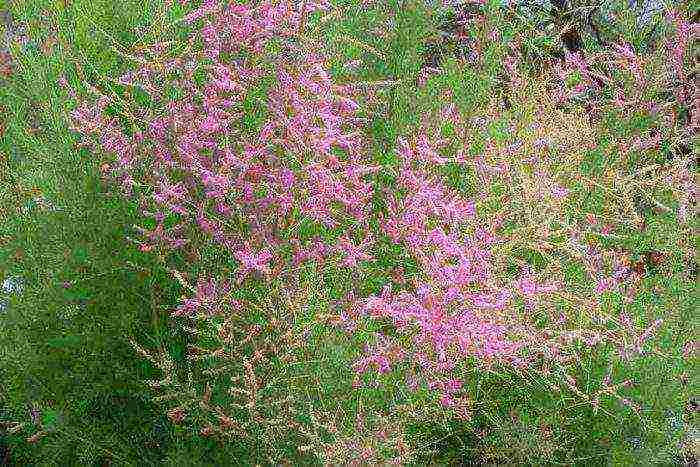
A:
<box><xmin>2</xmin><ymin>0</ymin><xmax>697</xmax><ymax>464</ymax></box>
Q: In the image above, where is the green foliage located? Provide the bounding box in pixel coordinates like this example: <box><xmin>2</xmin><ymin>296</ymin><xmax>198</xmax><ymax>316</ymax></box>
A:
<box><xmin>1</xmin><ymin>0</ymin><xmax>696</xmax><ymax>465</ymax></box>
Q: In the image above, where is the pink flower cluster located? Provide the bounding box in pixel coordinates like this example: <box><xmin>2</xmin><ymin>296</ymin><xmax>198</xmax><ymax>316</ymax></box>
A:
<box><xmin>666</xmin><ymin>9</ymin><xmax>699</xmax><ymax>104</ymax></box>
<box><xmin>66</xmin><ymin>0</ymin><xmax>678</xmax><ymax>422</ymax></box>
<box><xmin>553</xmin><ymin>12</ymin><xmax>698</xmax><ymax>114</ymax></box>
<box><xmin>68</xmin><ymin>0</ymin><xmax>377</xmax><ymax>291</ymax></box>
<box><xmin>343</xmin><ymin>132</ymin><xmax>603</xmax><ymax>406</ymax></box>
<box><xmin>173</xmin><ymin>276</ymin><xmax>234</xmax><ymax>317</ymax></box>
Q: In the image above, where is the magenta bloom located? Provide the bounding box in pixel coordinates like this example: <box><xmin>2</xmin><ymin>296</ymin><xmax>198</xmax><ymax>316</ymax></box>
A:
<box><xmin>201</xmin><ymin>170</ymin><xmax>231</xmax><ymax>199</ymax></box>
<box><xmin>440</xmin><ymin>393</ymin><xmax>455</xmax><ymax>407</ymax></box>
<box><xmin>337</xmin><ymin>235</ymin><xmax>373</xmax><ymax>268</ymax></box>
<box><xmin>514</xmin><ymin>271</ymin><xmax>559</xmax><ymax>299</ymax></box>
<box><xmin>234</xmin><ymin>246</ymin><xmax>273</xmax><ymax>281</ymax></box>
<box><xmin>173</xmin><ymin>277</ymin><xmax>231</xmax><ymax>317</ymax></box>
<box><xmin>445</xmin><ymin>379</ymin><xmax>463</xmax><ymax>392</ymax></box>
<box><xmin>551</xmin><ymin>184</ymin><xmax>569</xmax><ymax>199</ymax></box>
<box><xmin>595</xmin><ymin>277</ymin><xmax>616</xmax><ymax>294</ymax></box>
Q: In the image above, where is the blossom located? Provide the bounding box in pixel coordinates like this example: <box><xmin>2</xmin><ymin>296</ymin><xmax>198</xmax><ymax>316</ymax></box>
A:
<box><xmin>201</xmin><ymin>170</ymin><xmax>230</xmax><ymax>199</ymax></box>
<box><xmin>440</xmin><ymin>393</ymin><xmax>455</xmax><ymax>407</ymax></box>
<box><xmin>514</xmin><ymin>271</ymin><xmax>559</xmax><ymax>299</ymax></box>
<box><xmin>551</xmin><ymin>184</ymin><xmax>569</xmax><ymax>199</ymax></box>
<box><xmin>337</xmin><ymin>235</ymin><xmax>373</xmax><ymax>268</ymax></box>
<box><xmin>445</xmin><ymin>379</ymin><xmax>463</xmax><ymax>392</ymax></box>
<box><xmin>354</xmin><ymin>354</ymin><xmax>391</xmax><ymax>375</ymax></box>
<box><xmin>292</xmin><ymin>239</ymin><xmax>329</xmax><ymax>266</ymax></box>
<box><xmin>233</xmin><ymin>245</ymin><xmax>273</xmax><ymax>281</ymax></box>
<box><xmin>153</xmin><ymin>178</ymin><xmax>189</xmax><ymax>215</ymax></box>
<box><xmin>63</xmin><ymin>0</ymin><xmax>678</xmax><ymax>433</ymax></box>
<box><xmin>415</xmin><ymin>134</ymin><xmax>448</xmax><ymax>165</ymax></box>
<box><xmin>173</xmin><ymin>276</ymin><xmax>231</xmax><ymax>317</ymax></box>
<box><xmin>470</xmin><ymin>289</ymin><xmax>511</xmax><ymax>310</ymax></box>
<box><xmin>362</xmin><ymin>286</ymin><xmax>395</xmax><ymax>319</ymax></box>
<box><xmin>595</xmin><ymin>277</ymin><xmax>616</xmax><ymax>294</ymax></box>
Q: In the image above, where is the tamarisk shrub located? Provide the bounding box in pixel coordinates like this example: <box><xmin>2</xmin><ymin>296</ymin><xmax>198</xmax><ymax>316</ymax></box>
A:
<box><xmin>341</xmin><ymin>73</ymin><xmax>688</xmax><ymax>422</ymax></box>
<box><xmin>130</xmin><ymin>282</ymin><xmax>318</xmax><ymax>462</ymax></box>
<box><xmin>64</xmin><ymin>0</ymin><xmax>694</xmax><ymax>462</ymax></box>
<box><xmin>67</xmin><ymin>0</ymin><xmax>386</xmax><ymax>461</ymax></box>
<box><xmin>68</xmin><ymin>0</ymin><xmax>376</xmax><ymax>273</ymax></box>
<box><xmin>299</xmin><ymin>410</ymin><xmax>418</xmax><ymax>466</ymax></box>
<box><xmin>552</xmin><ymin>9</ymin><xmax>698</xmax><ymax>133</ymax></box>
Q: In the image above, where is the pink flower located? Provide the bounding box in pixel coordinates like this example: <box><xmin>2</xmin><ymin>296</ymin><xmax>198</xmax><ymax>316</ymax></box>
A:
<box><xmin>565</xmin><ymin>51</ymin><xmax>589</xmax><ymax>77</ymax></box>
<box><xmin>364</xmin><ymin>294</ymin><xmax>394</xmax><ymax>319</ymax></box>
<box><xmin>173</xmin><ymin>276</ymin><xmax>231</xmax><ymax>317</ymax></box>
<box><xmin>292</xmin><ymin>239</ymin><xmax>329</xmax><ymax>266</ymax></box>
<box><xmin>470</xmin><ymin>289</ymin><xmax>512</xmax><ymax>310</ymax></box>
<box><xmin>601</xmin><ymin>224</ymin><xmax>614</xmax><ymax>235</ymax></box>
<box><xmin>196</xmin><ymin>212</ymin><xmax>224</xmax><ymax>238</ymax></box>
<box><xmin>446</xmin><ymin>379</ymin><xmax>463</xmax><ymax>392</ymax></box>
<box><xmin>184</xmin><ymin>0</ymin><xmax>220</xmax><ymax>23</ymax></box>
<box><xmin>595</xmin><ymin>277</ymin><xmax>616</xmax><ymax>294</ymax></box>
<box><xmin>405</xmin><ymin>373</ymin><xmax>419</xmax><ymax>391</ymax></box>
<box><xmin>337</xmin><ymin>235</ymin><xmax>373</xmax><ymax>268</ymax></box>
<box><xmin>415</xmin><ymin>134</ymin><xmax>448</xmax><ymax>165</ymax></box>
<box><xmin>514</xmin><ymin>272</ymin><xmax>558</xmax><ymax>299</ymax></box>
<box><xmin>440</xmin><ymin>393</ymin><xmax>455</xmax><ymax>407</ymax></box>
<box><xmin>551</xmin><ymin>184</ymin><xmax>569</xmax><ymax>199</ymax></box>
<box><xmin>233</xmin><ymin>245</ymin><xmax>273</xmax><ymax>281</ymax></box>
<box><xmin>201</xmin><ymin>170</ymin><xmax>230</xmax><ymax>199</ymax></box>
<box><xmin>153</xmin><ymin>178</ymin><xmax>189</xmax><ymax>215</ymax></box>
<box><xmin>353</xmin><ymin>354</ymin><xmax>391</xmax><ymax>375</ymax></box>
